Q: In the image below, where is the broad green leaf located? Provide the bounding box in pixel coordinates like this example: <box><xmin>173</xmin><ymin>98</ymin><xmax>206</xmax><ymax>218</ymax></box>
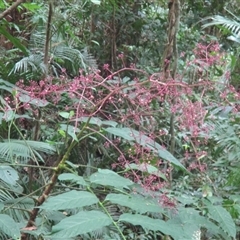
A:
<box><xmin>208</xmin><ymin>205</ymin><xmax>236</xmax><ymax>238</ymax></box>
<box><xmin>105</xmin><ymin>193</ymin><xmax>164</xmax><ymax>214</ymax></box>
<box><xmin>90</xmin><ymin>169</ymin><xmax>133</xmax><ymax>187</ymax></box>
<box><xmin>0</xmin><ymin>214</ymin><xmax>20</xmax><ymax>238</ymax></box>
<box><xmin>119</xmin><ymin>213</ymin><xmax>181</xmax><ymax>237</ymax></box>
<box><xmin>50</xmin><ymin>211</ymin><xmax>111</xmax><ymax>238</ymax></box>
<box><xmin>104</xmin><ymin>127</ymin><xmax>134</xmax><ymax>141</ymax></box>
<box><xmin>39</xmin><ymin>190</ymin><xmax>99</xmax><ymax>210</ymax></box>
<box><xmin>0</xmin><ymin>166</ymin><xmax>19</xmax><ymax>185</ymax></box>
<box><xmin>102</xmin><ymin>120</ymin><xmax>118</xmax><ymax>127</ymax></box>
<box><xmin>19</xmin><ymin>94</ymin><xmax>49</xmax><ymax>107</ymax></box>
<box><xmin>59</xmin><ymin>111</ymin><xmax>74</xmax><ymax>119</ymax></box>
<box><xmin>58</xmin><ymin>173</ymin><xmax>87</xmax><ymax>186</ymax></box>
<box><xmin>105</xmin><ymin>127</ymin><xmax>186</xmax><ymax>170</ymax></box>
<box><xmin>125</xmin><ymin>163</ymin><xmax>167</xmax><ymax>181</ymax></box>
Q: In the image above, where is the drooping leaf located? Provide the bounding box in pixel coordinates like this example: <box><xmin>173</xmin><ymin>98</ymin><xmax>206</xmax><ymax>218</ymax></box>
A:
<box><xmin>50</xmin><ymin>211</ymin><xmax>111</xmax><ymax>238</ymax></box>
<box><xmin>58</xmin><ymin>173</ymin><xmax>88</xmax><ymax>186</ymax></box>
<box><xmin>105</xmin><ymin>193</ymin><xmax>164</xmax><ymax>214</ymax></box>
<box><xmin>104</xmin><ymin>127</ymin><xmax>134</xmax><ymax>141</ymax></box>
<box><xmin>119</xmin><ymin>213</ymin><xmax>183</xmax><ymax>237</ymax></box>
<box><xmin>39</xmin><ymin>190</ymin><xmax>99</xmax><ymax>210</ymax></box>
<box><xmin>208</xmin><ymin>205</ymin><xmax>236</xmax><ymax>238</ymax></box>
<box><xmin>0</xmin><ymin>26</ymin><xmax>28</xmax><ymax>55</ymax></box>
<box><xmin>105</xmin><ymin>127</ymin><xmax>186</xmax><ymax>170</ymax></box>
<box><xmin>0</xmin><ymin>214</ymin><xmax>21</xmax><ymax>238</ymax></box>
<box><xmin>0</xmin><ymin>166</ymin><xmax>19</xmax><ymax>185</ymax></box>
<box><xmin>90</xmin><ymin>169</ymin><xmax>133</xmax><ymax>188</ymax></box>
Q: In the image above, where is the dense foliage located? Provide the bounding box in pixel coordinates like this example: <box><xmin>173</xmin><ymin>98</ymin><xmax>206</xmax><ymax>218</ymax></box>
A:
<box><xmin>1</xmin><ymin>0</ymin><xmax>240</xmax><ymax>239</ymax></box>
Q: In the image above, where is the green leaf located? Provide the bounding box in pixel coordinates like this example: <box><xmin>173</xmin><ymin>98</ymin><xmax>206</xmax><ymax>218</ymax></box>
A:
<box><xmin>59</xmin><ymin>124</ymin><xmax>80</xmax><ymax>141</ymax></box>
<box><xmin>105</xmin><ymin>127</ymin><xmax>134</xmax><ymax>141</ymax></box>
<box><xmin>59</xmin><ymin>111</ymin><xmax>74</xmax><ymax>119</ymax></box>
<box><xmin>72</xmin><ymin>116</ymin><xmax>102</xmax><ymax>126</ymax></box>
<box><xmin>125</xmin><ymin>163</ymin><xmax>167</xmax><ymax>181</ymax></box>
<box><xmin>19</xmin><ymin>94</ymin><xmax>49</xmax><ymax>107</ymax></box>
<box><xmin>208</xmin><ymin>205</ymin><xmax>236</xmax><ymax>238</ymax></box>
<box><xmin>58</xmin><ymin>173</ymin><xmax>88</xmax><ymax>186</ymax></box>
<box><xmin>105</xmin><ymin>193</ymin><xmax>164</xmax><ymax>214</ymax></box>
<box><xmin>50</xmin><ymin>211</ymin><xmax>111</xmax><ymax>238</ymax></box>
<box><xmin>119</xmin><ymin>213</ymin><xmax>180</xmax><ymax>236</ymax></box>
<box><xmin>90</xmin><ymin>169</ymin><xmax>133</xmax><ymax>187</ymax></box>
<box><xmin>39</xmin><ymin>190</ymin><xmax>99</xmax><ymax>210</ymax></box>
<box><xmin>105</xmin><ymin>127</ymin><xmax>186</xmax><ymax>170</ymax></box>
<box><xmin>0</xmin><ymin>26</ymin><xmax>28</xmax><ymax>55</ymax></box>
<box><xmin>22</xmin><ymin>2</ymin><xmax>41</xmax><ymax>12</ymax></box>
<box><xmin>0</xmin><ymin>166</ymin><xmax>19</xmax><ymax>185</ymax></box>
<box><xmin>0</xmin><ymin>214</ymin><xmax>21</xmax><ymax>238</ymax></box>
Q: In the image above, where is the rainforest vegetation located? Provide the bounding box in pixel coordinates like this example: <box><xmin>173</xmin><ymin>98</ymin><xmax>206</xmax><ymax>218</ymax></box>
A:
<box><xmin>0</xmin><ymin>0</ymin><xmax>240</xmax><ymax>239</ymax></box>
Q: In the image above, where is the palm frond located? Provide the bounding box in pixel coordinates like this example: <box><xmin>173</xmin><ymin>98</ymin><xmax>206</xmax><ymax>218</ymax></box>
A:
<box><xmin>11</xmin><ymin>27</ymin><xmax>98</xmax><ymax>77</ymax></box>
<box><xmin>0</xmin><ymin>182</ymin><xmax>34</xmax><ymax>223</ymax></box>
<box><xmin>11</xmin><ymin>53</ymin><xmax>47</xmax><ymax>76</ymax></box>
<box><xmin>0</xmin><ymin>139</ymin><xmax>56</xmax><ymax>163</ymax></box>
<box><xmin>202</xmin><ymin>15</ymin><xmax>240</xmax><ymax>43</ymax></box>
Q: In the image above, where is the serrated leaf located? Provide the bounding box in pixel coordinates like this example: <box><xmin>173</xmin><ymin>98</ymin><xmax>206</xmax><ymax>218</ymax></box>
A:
<box><xmin>39</xmin><ymin>190</ymin><xmax>99</xmax><ymax>210</ymax></box>
<box><xmin>90</xmin><ymin>169</ymin><xmax>133</xmax><ymax>187</ymax></box>
<box><xmin>58</xmin><ymin>173</ymin><xmax>87</xmax><ymax>186</ymax></box>
<box><xmin>0</xmin><ymin>166</ymin><xmax>19</xmax><ymax>185</ymax></box>
<box><xmin>106</xmin><ymin>193</ymin><xmax>164</xmax><ymax>214</ymax></box>
<box><xmin>0</xmin><ymin>214</ymin><xmax>20</xmax><ymax>238</ymax></box>
<box><xmin>208</xmin><ymin>205</ymin><xmax>236</xmax><ymax>238</ymax></box>
<box><xmin>50</xmin><ymin>211</ymin><xmax>111</xmax><ymax>238</ymax></box>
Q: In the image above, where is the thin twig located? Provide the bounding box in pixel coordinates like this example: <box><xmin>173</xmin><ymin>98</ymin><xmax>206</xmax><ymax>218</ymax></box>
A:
<box><xmin>0</xmin><ymin>0</ymin><xmax>26</xmax><ymax>21</ymax></box>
